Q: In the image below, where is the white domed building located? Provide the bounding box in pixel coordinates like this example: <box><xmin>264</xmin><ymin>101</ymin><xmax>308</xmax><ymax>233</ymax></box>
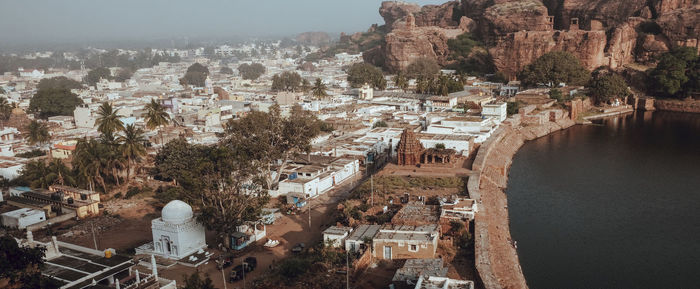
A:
<box><xmin>137</xmin><ymin>200</ymin><xmax>206</xmax><ymax>260</ymax></box>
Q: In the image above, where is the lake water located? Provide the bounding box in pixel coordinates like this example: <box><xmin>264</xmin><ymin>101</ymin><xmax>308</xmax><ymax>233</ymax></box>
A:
<box><xmin>506</xmin><ymin>111</ymin><xmax>700</xmax><ymax>289</ymax></box>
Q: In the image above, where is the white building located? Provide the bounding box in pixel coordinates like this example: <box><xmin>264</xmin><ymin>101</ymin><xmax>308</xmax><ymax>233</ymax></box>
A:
<box><xmin>74</xmin><ymin>105</ymin><xmax>96</xmax><ymax>128</ymax></box>
<box><xmin>323</xmin><ymin>226</ymin><xmax>353</xmax><ymax>248</ymax></box>
<box><xmin>141</xmin><ymin>200</ymin><xmax>207</xmax><ymax>260</ymax></box>
<box><xmin>482</xmin><ymin>102</ymin><xmax>508</xmax><ymax>123</ymax></box>
<box><xmin>1</xmin><ymin>208</ymin><xmax>46</xmax><ymax>229</ymax></box>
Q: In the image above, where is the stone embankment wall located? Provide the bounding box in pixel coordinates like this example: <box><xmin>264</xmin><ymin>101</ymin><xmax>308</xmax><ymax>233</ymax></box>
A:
<box><xmin>470</xmin><ymin>117</ymin><xmax>575</xmax><ymax>289</ymax></box>
<box><xmin>654</xmin><ymin>99</ymin><xmax>700</xmax><ymax>113</ymax></box>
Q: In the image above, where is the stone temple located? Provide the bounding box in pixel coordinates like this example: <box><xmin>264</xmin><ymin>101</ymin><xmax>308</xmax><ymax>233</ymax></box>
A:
<box><xmin>136</xmin><ymin>200</ymin><xmax>206</xmax><ymax>261</ymax></box>
<box><xmin>397</xmin><ymin>128</ymin><xmax>424</xmax><ymax>166</ymax></box>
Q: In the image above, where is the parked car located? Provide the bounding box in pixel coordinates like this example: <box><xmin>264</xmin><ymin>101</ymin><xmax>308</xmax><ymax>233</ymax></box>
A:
<box><xmin>229</xmin><ymin>265</ymin><xmax>245</xmax><ymax>282</ymax></box>
<box><xmin>244</xmin><ymin>256</ymin><xmax>257</xmax><ymax>272</ymax></box>
<box><xmin>291</xmin><ymin>242</ymin><xmax>305</xmax><ymax>254</ymax></box>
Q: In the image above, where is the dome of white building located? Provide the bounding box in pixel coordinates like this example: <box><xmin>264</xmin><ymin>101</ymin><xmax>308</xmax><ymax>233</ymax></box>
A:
<box><xmin>161</xmin><ymin>200</ymin><xmax>194</xmax><ymax>224</ymax></box>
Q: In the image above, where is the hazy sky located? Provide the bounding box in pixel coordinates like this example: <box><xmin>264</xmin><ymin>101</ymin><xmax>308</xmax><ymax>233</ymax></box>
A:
<box><xmin>0</xmin><ymin>0</ymin><xmax>446</xmax><ymax>44</ymax></box>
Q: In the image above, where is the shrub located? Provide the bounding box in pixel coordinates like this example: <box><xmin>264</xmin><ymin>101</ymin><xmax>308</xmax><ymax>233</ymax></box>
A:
<box><xmin>124</xmin><ymin>186</ymin><xmax>141</xmax><ymax>199</ymax></box>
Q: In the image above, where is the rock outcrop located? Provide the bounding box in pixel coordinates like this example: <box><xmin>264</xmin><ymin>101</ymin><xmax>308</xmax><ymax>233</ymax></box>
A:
<box><xmin>362</xmin><ymin>0</ymin><xmax>698</xmax><ymax>77</ymax></box>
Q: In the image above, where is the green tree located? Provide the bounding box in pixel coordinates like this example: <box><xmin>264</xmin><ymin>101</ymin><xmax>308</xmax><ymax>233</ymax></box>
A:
<box><xmin>237</xmin><ymin>63</ymin><xmax>266</xmax><ymax>80</ymax></box>
<box><xmin>373</xmin><ymin>120</ymin><xmax>388</xmax><ymax>128</ymax></box>
<box><xmin>181</xmin><ymin>273</ymin><xmax>216</xmax><ymax>289</ymax></box>
<box><xmin>0</xmin><ymin>235</ymin><xmax>60</xmax><ymax>289</ymax></box>
<box><xmin>650</xmin><ymin>47</ymin><xmax>699</xmax><ymax>98</ymax></box>
<box><xmin>113</xmin><ymin>68</ymin><xmax>133</xmax><ymax>82</ymax></box>
<box><xmin>587</xmin><ymin>70</ymin><xmax>630</xmax><ymax>104</ymax></box>
<box><xmin>219</xmin><ymin>66</ymin><xmax>234</xmax><ymax>75</ymax></box>
<box><xmin>271</xmin><ymin>71</ymin><xmax>303</xmax><ymax>92</ymax></box>
<box><xmin>19</xmin><ymin>160</ymin><xmax>53</xmax><ymax>189</ymax></box>
<box><xmin>24</xmin><ymin>120</ymin><xmax>50</xmax><ymax>146</ymax></box>
<box><xmin>28</xmin><ymin>88</ymin><xmax>83</xmax><ymax>118</ymax></box>
<box><xmin>47</xmin><ymin>158</ymin><xmax>76</xmax><ymax>187</ymax></box>
<box><xmin>549</xmin><ymin>88</ymin><xmax>564</xmax><ymax>102</ymax></box>
<box><xmin>37</xmin><ymin>76</ymin><xmax>82</xmax><ymax>91</ymax></box>
<box><xmin>73</xmin><ymin>138</ymin><xmax>110</xmax><ymax>193</ymax></box>
<box><xmin>518</xmin><ymin>51</ymin><xmax>591</xmax><ymax>87</ymax></box>
<box><xmin>145</xmin><ymin>99</ymin><xmax>171</xmax><ymax>146</ymax></box>
<box><xmin>95</xmin><ymin>102</ymin><xmax>125</xmax><ymax>136</ymax></box>
<box><xmin>118</xmin><ymin>124</ymin><xmax>147</xmax><ymax>181</ymax></box>
<box><xmin>180</xmin><ymin>63</ymin><xmax>209</xmax><ymax>87</ymax></box>
<box><xmin>222</xmin><ymin>105</ymin><xmax>320</xmax><ymax>190</ymax></box>
<box><xmin>0</xmin><ymin>97</ymin><xmax>12</xmax><ymax>125</ymax></box>
<box><xmin>393</xmin><ymin>72</ymin><xmax>409</xmax><ymax>91</ymax></box>
<box><xmin>447</xmin><ymin>33</ymin><xmax>495</xmax><ymax>75</ymax></box>
<box><xmin>311</xmin><ymin>78</ymin><xmax>328</xmax><ymax>99</ymax></box>
<box><xmin>406</xmin><ymin>57</ymin><xmax>440</xmax><ymax>79</ymax></box>
<box><xmin>84</xmin><ymin>67</ymin><xmax>112</xmax><ymax>86</ymax></box>
<box><xmin>301</xmin><ymin>78</ymin><xmax>312</xmax><ymax>93</ymax></box>
<box><xmin>347</xmin><ymin>63</ymin><xmax>386</xmax><ymax>89</ymax></box>
<box><xmin>435</xmin><ymin>143</ymin><xmax>446</xmax><ymax>149</ymax></box>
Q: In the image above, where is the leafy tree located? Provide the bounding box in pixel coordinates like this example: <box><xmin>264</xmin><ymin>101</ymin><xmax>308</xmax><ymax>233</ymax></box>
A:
<box><xmin>311</xmin><ymin>78</ymin><xmax>328</xmax><ymax>99</ymax></box>
<box><xmin>0</xmin><ymin>86</ymin><xmax>5</xmax><ymax>94</ymax></box>
<box><xmin>271</xmin><ymin>71</ymin><xmax>303</xmax><ymax>92</ymax></box>
<box><xmin>24</xmin><ymin>120</ymin><xmax>50</xmax><ymax>146</ymax></box>
<box><xmin>347</xmin><ymin>63</ymin><xmax>386</xmax><ymax>89</ymax></box>
<box><xmin>180</xmin><ymin>63</ymin><xmax>209</xmax><ymax>87</ymax></box>
<box><xmin>587</xmin><ymin>70</ymin><xmax>630</xmax><ymax>104</ymax></box>
<box><xmin>95</xmin><ymin>102</ymin><xmax>125</xmax><ymax>136</ymax></box>
<box><xmin>372</xmin><ymin>120</ymin><xmax>388</xmax><ymax>128</ymax></box>
<box><xmin>113</xmin><ymin>68</ymin><xmax>133</xmax><ymax>82</ymax></box>
<box><xmin>29</xmin><ymin>88</ymin><xmax>83</xmax><ymax>118</ymax></box>
<box><xmin>393</xmin><ymin>72</ymin><xmax>409</xmax><ymax>91</ymax></box>
<box><xmin>84</xmin><ymin>67</ymin><xmax>112</xmax><ymax>86</ymax></box>
<box><xmin>237</xmin><ymin>63</ymin><xmax>266</xmax><ymax>80</ymax></box>
<box><xmin>36</xmin><ymin>76</ymin><xmax>82</xmax><ymax>91</ymax></box>
<box><xmin>415</xmin><ymin>74</ymin><xmax>463</xmax><ymax>96</ymax></box>
<box><xmin>19</xmin><ymin>160</ymin><xmax>53</xmax><ymax>189</ymax></box>
<box><xmin>181</xmin><ymin>273</ymin><xmax>216</xmax><ymax>289</ymax></box>
<box><xmin>301</xmin><ymin>78</ymin><xmax>312</xmax><ymax>93</ymax></box>
<box><xmin>0</xmin><ymin>97</ymin><xmax>12</xmax><ymax>124</ymax></box>
<box><xmin>0</xmin><ymin>235</ymin><xmax>59</xmax><ymax>289</ymax></box>
<box><xmin>649</xmin><ymin>47</ymin><xmax>699</xmax><ymax>98</ymax></box>
<box><xmin>47</xmin><ymin>158</ymin><xmax>75</xmax><ymax>187</ymax></box>
<box><xmin>507</xmin><ymin>102</ymin><xmax>521</xmax><ymax>116</ymax></box>
<box><xmin>118</xmin><ymin>124</ymin><xmax>147</xmax><ymax>181</ymax></box>
<box><xmin>222</xmin><ymin>104</ymin><xmax>320</xmax><ymax>190</ymax></box>
<box><xmin>435</xmin><ymin>143</ymin><xmax>446</xmax><ymax>149</ymax></box>
<box><xmin>219</xmin><ymin>66</ymin><xmax>234</xmax><ymax>75</ymax></box>
<box><xmin>406</xmin><ymin>57</ymin><xmax>440</xmax><ymax>79</ymax></box>
<box><xmin>447</xmin><ymin>33</ymin><xmax>495</xmax><ymax>75</ymax></box>
<box><xmin>549</xmin><ymin>88</ymin><xmax>564</xmax><ymax>102</ymax></box>
<box><xmin>488</xmin><ymin>72</ymin><xmax>509</xmax><ymax>84</ymax></box>
<box><xmin>145</xmin><ymin>99</ymin><xmax>170</xmax><ymax>146</ymax></box>
<box><xmin>518</xmin><ymin>51</ymin><xmax>591</xmax><ymax>87</ymax></box>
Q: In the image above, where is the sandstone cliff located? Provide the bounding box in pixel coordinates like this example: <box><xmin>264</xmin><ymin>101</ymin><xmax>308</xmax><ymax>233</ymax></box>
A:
<box><xmin>362</xmin><ymin>0</ymin><xmax>699</xmax><ymax>78</ymax></box>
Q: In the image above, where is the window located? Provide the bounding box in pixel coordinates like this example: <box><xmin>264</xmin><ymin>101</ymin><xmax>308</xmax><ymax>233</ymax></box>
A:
<box><xmin>409</xmin><ymin>244</ymin><xmax>418</xmax><ymax>252</ymax></box>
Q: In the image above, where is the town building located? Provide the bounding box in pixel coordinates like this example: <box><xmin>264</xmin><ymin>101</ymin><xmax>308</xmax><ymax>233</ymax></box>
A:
<box><xmin>414</xmin><ymin>276</ymin><xmax>474</xmax><ymax>289</ymax></box>
<box><xmin>372</xmin><ymin>224</ymin><xmax>440</xmax><ymax>260</ymax></box>
<box><xmin>345</xmin><ymin>224</ymin><xmax>381</xmax><ymax>253</ymax></box>
<box><xmin>52</xmin><ymin>140</ymin><xmax>78</xmax><ymax>159</ymax></box>
<box><xmin>135</xmin><ymin>200</ymin><xmax>208</xmax><ymax>263</ymax></box>
<box><xmin>1</xmin><ymin>208</ymin><xmax>46</xmax><ymax>229</ymax></box>
<box><xmin>322</xmin><ymin>226</ymin><xmax>353</xmax><ymax>247</ymax></box>
<box><xmin>392</xmin><ymin>259</ymin><xmax>449</xmax><ymax>289</ymax></box>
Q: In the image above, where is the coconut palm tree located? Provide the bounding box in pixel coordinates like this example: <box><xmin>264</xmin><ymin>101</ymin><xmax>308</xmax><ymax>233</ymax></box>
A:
<box><xmin>24</xmin><ymin>120</ymin><xmax>50</xmax><ymax>146</ymax></box>
<box><xmin>73</xmin><ymin>138</ymin><xmax>109</xmax><ymax>193</ymax></box>
<box><xmin>0</xmin><ymin>97</ymin><xmax>12</xmax><ymax>127</ymax></box>
<box><xmin>95</xmin><ymin>102</ymin><xmax>124</xmax><ymax>136</ymax></box>
<box><xmin>311</xmin><ymin>78</ymin><xmax>328</xmax><ymax>99</ymax></box>
<box><xmin>118</xmin><ymin>124</ymin><xmax>147</xmax><ymax>181</ymax></box>
<box><xmin>47</xmin><ymin>158</ymin><xmax>75</xmax><ymax>187</ymax></box>
<box><xmin>145</xmin><ymin>99</ymin><xmax>170</xmax><ymax>146</ymax></box>
<box><xmin>393</xmin><ymin>73</ymin><xmax>409</xmax><ymax>91</ymax></box>
<box><xmin>20</xmin><ymin>160</ymin><xmax>52</xmax><ymax>189</ymax></box>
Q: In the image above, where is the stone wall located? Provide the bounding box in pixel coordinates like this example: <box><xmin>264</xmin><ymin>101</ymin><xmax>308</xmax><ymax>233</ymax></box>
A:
<box><xmin>470</xmin><ymin>114</ymin><xmax>575</xmax><ymax>289</ymax></box>
<box><xmin>654</xmin><ymin>99</ymin><xmax>700</xmax><ymax>113</ymax></box>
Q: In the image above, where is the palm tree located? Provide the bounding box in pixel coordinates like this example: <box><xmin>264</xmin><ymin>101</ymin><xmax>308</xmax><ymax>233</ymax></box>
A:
<box><xmin>47</xmin><ymin>158</ymin><xmax>75</xmax><ymax>187</ymax></box>
<box><xmin>73</xmin><ymin>138</ymin><xmax>109</xmax><ymax>193</ymax></box>
<box><xmin>393</xmin><ymin>73</ymin><xmax>409</xmax><ymax>91</ymax></box>
<box><xmin>25</xmin><ymin>120</ymin><xmax>50</xmax><ymax>146</ymax></box>
<box><xmin>95</xmin><ymin>102</ymin><xmax>125</xmax><ymax>136</ymax></box>
<box><xmin>145</xmin><ymin>99</ymin><xmax>170</xmax><ymax>146</ymax></box>
<box><xmin>0</xmin><ymin>97</ymin><xmax>12</xmax><ymax>127</ymax></box>
<box><xmin>20</xmin><ymin>160</ymin><xmax>52</xmax><ymax>189</ymax></box>
<box><xmin>311</xmin><ymin>78</ymin><xmax>328</xmax><ymax>99</ymax></box>
<box><xmin>118</xmin><ymin>124</ymin><xmax>147</xmax><ymax>181</ymax></box>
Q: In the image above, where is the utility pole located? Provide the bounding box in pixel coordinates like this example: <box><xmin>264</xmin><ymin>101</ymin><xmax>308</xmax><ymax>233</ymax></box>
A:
<box><xmin>346</xmin><ymin>249</ymin><xmax>350</xmax><ymax>289</ymax></box>
<box><xmin>221</xmin><ymin>266</ymin><xmax>227</xmax><ymax>289</ymax></box>
<box><xmin>91</xmin><ymin>222</ymin><xmax>98</xmax><ymax>250</ymax></box>
<box><xmin>371</xmin><ymin>173</ymin><xmax>374</xmax><ymax>208</ymax></box>
<box><xmin>308</xmin><ymin>199</ymin><xmax>311</xmax><ymax>228</ymax></box>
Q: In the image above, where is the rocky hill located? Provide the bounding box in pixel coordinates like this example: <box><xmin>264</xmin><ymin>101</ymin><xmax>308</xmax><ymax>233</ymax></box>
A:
<box><xmin>362</xmin><ymin>0</ymin><xmax>699</xmax><ymax>77</ymax></box>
